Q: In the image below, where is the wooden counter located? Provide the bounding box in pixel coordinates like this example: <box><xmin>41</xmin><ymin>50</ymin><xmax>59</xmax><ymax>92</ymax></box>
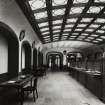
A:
<box><xmin>69</xmin><ymin>67</ymin><xmax>103</xmax><ymax>99</ymax></box>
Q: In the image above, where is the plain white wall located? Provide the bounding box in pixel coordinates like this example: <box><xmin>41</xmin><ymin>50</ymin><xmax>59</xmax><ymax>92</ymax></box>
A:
<box><xmin>0</xmin><ymin>35</ymin><xmax>8</xmax><ymax>74</ymax></box>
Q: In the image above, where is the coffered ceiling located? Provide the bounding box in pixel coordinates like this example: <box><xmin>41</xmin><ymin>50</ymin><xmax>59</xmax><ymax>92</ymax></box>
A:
<box><xmin>16</xmin><ymin>0</ymin><xmax>105</xmax><ymax>47</ymax></box>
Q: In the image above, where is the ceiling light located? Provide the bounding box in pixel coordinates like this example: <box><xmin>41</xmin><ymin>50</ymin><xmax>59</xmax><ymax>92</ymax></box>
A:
<box><xmin>88</xmin><ymin>37</ymin><xmax>94</xmax><ymax>39</ymax></box>
<box><xmin>67</xmin><ymin>18</ymin><xmax>77</xmax><ymax>23</ymax></box>
<box><xmin>96</xmin><ymin>38</ymin><xmax>103</xmax><ymax>41</ymax></box>
<box><xmin>62</xmin><ymin>33</ymin><xmax>69</xmax><ymax>35</ymax></box>
<box><xmin>95</xmin><ymin>18</ymin><xmax>105</xmax><ymax>23</ymax></box>
<box><xmin>101</xmin><ymin>36</ymin><xmax>105</xmax><ymax>39</ymax></box>
<box><xmin>43</xmin><ymin>36</ymin><xmax>50</xmax><ymax>38</ymax></box>
<box><xmin>81</xmin><ymin>33</ymin><xmax>89</xmax><ymax>36</ymax></box>
<box><xmin>75</xmin><ymin>28</ymin><xmax>83</xmax><ymax>31</ymax></box>
<box><xmin>85</xmin><ymin>29</ymin><xmax>94</xmax><ymax>32</ymax></box>
<box><xmin>34</xmin><ymin>11</ymin><xmax>47</xmax><ymax>19</ymax></box>
<box><xmin>91</xmin><ymin>34</ymin><xmax>99</xmax><ymax>37</ymax></box>
<box><xmin>77</xmin><ymin>24</ymin><xmax>87</xmax><ymax>27</ymax></box>
<box><xmin>38</xmin><ymin>22</ymin><xmax>48</xmax><ymax>27</ymax></box>
<box><xmin>71</xmin><ymin>36</ymin><xmax>77</xmax><ymax>38</ymax></box>
<box><xmin>53</xmin><ymin>34</ymin><xmax>59</xmax><ymax>36</ymax></box>
<box><xmin>65</xmin><ymin>24</ymin><xmax>74</xmax><ymax>28</ymax></box>
<box><xmin>70</xmin><ymin>7</ymin><xmax>84</xmax><ymax>14</ymax></box>
<box><xmin>85</xmin><ymin>39</ymin><xmax>91</xmax><ymax>41</ymax></box>
<box><xmin>89</xmin><ymin>24</ymin><xmax>100</xmax><ymax>28</ymax></box>
<box><xmin>92</xmin><ymin>40</ymin><xmax>99</xmax><ymax>43</ymax></box>
<box><xmin>53</xmin><ymin>20</ymin><xmax>62</xmax><ymax>25</ymax></box>
<box><xmin>53</xmin><ymin>9</ymin><xmax>65</xmax><ymax>16</ymax></box>
<box><xmin>53</xmin><ymin>26</ymin><xmax>61</xmax><ymax>29</ymax></box>
<box><xmin>87</xmin><ymin>6</ymin><xmax>104</xmax><ymax>13</ymax></box>
<box><xmin>42</xmin><ymin>31</ymin><xmax>50</xmax><ymax>35</ymax></box>
<box><xmin>73</xmin><ymin>0</ymin><xmax>89</xmax><ymax>3</ymax></box>
<box><xmin>95</xmin><ymin>0</ymin><xmax>105</xmax><ymax>3</ymax></box>
<box><xmin>96</xmin><ymin>30</ymin><xmax>105</xmax><ymax>33</ymax></box>
<box><xmin>52</xmin><ymin>0</ymin><xmax>67</xmax><ymax>6</ymax></box>
<box><xmin>40</xmin><ymin>28</ymin><xmax>49</xmax><ymax>32</ymax></box>
<box><xmin>64</xmin><ymin>29</ymin><xmax>71</xmax><ymax>32</ymax></box>
<box><xmin>29</xmin><ymin>0</ymin><xmax>46</xmax><ymax>10</ymax></box>
<box><xmin>81</xmin><ymin>18</ymin><xmax>93</xmax><ymax>22</ymax></box>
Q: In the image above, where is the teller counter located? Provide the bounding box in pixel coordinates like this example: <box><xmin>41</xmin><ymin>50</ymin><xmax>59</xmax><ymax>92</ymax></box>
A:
<box><xmin>69</xmin><ymin>67</ymin><xmax>103</xmax><ymax>100</ymax></box>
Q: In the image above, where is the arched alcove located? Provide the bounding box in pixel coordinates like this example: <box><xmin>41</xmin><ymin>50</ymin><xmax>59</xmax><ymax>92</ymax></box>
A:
<box><xmin>21</xmin><ymin>41</ymin><xmax>32</xmax><ymax>73</ymax></box>
<box><xmin>33</xmin><ymin>48</ymin><xmax>37</xmax><ymax>69</ymax></box>
<box><xmin>0</xmin><ymin>22</ymin><xmax>19</xmax><ymax>81</ymax></box>
<box><xmin>46</xmin><ymin>52</ymin><xmax>63</xmax><ymax>70</ymax></box>
<box><xmin>38</xmin><ymin>51</ymin><xmax>43</xmax><ymax>67</ymax></box>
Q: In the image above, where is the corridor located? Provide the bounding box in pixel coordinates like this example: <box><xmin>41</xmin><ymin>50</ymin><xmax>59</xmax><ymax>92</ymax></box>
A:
<box><xmin>25</xmin><ymin>72</ymin><xmax>105</xmax><ymax>105</ymax></box>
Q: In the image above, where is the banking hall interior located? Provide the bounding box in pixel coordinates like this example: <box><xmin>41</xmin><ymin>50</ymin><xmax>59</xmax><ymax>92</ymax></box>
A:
<box><xmin>1</xmin><ymin>0</ymin><xmax>105</xmax><ymax>105</ymax></box>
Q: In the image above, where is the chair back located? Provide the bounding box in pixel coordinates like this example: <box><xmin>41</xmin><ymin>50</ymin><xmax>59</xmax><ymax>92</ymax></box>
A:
<box><xmin>33</xmin><ymin>78</ymin><xmax>37</xmax><ymax>89</ymax></box>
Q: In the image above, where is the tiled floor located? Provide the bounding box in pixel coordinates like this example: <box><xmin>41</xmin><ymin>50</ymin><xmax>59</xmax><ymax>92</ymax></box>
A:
<box><xmin>24</xmin><ymin>72</ymin><xmax>105</xmax><ymax>105</ymax></box>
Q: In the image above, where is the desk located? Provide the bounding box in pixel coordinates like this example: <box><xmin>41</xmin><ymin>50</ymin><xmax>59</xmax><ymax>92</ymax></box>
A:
<box><xmin>0</xmin><ymin>74</ymin><xmax>34</xmax><ymax>105</ymax></box>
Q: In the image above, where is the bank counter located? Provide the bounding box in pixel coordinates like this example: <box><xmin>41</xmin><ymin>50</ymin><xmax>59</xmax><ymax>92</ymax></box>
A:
<box><xmin>69</xmin><ymin>67</ymin><xmax>103</xmax><ymax>100</ymax></box>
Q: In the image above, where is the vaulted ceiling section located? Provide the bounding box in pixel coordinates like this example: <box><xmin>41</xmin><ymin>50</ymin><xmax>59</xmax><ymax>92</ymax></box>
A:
<box><xmin>16</xmin><ymin>0</ymin><xmax>105</xmax><ymax>45</ymax></box>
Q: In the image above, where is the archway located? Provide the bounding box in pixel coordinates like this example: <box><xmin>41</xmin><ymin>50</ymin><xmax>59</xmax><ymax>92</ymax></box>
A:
<box><xmin>0</xmin><ymin>22</ymin><xmax>19</xmax><ymax>81</ymax></box>
<box><xmin>46</xmin><ymin>52</ymin><xmax>63</xmax><ymax>70</ymax></box>
<box><xmin>21</xmin><ymin>41</ymin><xmax>31</xmax><ymax>73</ymax></box>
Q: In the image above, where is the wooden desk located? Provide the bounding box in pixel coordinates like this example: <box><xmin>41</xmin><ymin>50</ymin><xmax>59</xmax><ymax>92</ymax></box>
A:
<box><xmin>0</xmin><ymin>74</ymin><xmax>34</xmax><ymax>105</ymax></box>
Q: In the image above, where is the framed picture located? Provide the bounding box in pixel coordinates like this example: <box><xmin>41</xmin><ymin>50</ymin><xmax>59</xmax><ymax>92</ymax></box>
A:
<box><xmin>19</xmin><ymin>30</ymin><xmax>25</xmax><ymax>41</ymax></box>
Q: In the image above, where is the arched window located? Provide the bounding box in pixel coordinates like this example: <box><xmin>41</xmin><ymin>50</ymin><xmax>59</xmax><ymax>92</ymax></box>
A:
<box><xmin>21</xmin><ymin>41</ymin><xmax>32</xmax><ymax>74</ymax></box>
<box><xmin>0</xmin><ymin>22</ymin><xmax>19</xmax><ymax>81</ymax></box>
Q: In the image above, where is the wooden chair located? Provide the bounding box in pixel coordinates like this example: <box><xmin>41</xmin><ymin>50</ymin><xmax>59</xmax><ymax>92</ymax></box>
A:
<box><xmin>23</xmin><ymin>78</ymin><xmax>38</xmax><ymax>102</ymax></box>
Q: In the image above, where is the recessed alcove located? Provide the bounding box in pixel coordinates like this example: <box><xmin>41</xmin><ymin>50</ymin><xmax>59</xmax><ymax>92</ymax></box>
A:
<box><xmin>0</xmin><ymin>22</ymin><xmax>19</xmax><ymax>82</ymax></box>
<box><xmin>21</xmin><ymin>41</ymin><xmax>32</xmax><ymax>74</ymax></box>
<box><xmin>46</xmin><ymin>52</ymin><xmax>63</xmax><ymax>70</ymax></box>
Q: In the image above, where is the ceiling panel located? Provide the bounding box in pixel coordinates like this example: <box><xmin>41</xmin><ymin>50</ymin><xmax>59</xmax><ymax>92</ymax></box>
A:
<box><xmin>17</xmin><ymin>0</ymin><xmax>105</xmax><ymax>46</ymax></box>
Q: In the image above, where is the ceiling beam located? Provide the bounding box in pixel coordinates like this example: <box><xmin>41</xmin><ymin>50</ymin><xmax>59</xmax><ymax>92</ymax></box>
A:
<box><xmin>46</xmin><ymin>0</ymin><xmax>53</xmax><ymax>42</ymax></box>
<box><xmin>59</xmin><ymin>0</ymin><xmax>74</xmax><ymax>40</ymax></box>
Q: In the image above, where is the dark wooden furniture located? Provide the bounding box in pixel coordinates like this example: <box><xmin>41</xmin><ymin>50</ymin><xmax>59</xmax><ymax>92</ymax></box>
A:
<box><xmin>69</xmin><ymin>67</ymin><xmax>103</xmax><ymax>100</ymax></box>
<box><xmin>0</xmin><ymin>74</ymin><xmax>34</xmax><ymax>105</ymax></box>
<box><xmin>23</xmin><ymin>77</ymin><xmax>38</xmax><ymax>102</ymax></box>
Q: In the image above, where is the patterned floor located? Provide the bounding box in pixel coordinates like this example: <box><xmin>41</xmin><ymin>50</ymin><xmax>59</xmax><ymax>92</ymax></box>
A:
<box><xmin>24</xmin><ymin>72</ymin><xmax>105</xmax><ymax>105</ymax></box>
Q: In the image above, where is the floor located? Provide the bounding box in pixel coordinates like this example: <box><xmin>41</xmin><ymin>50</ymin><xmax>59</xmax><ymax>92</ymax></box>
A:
<box><xmin>24</xmin><ymin>72</ymin><xmax>105</xmax><ymax>105</ymax></box>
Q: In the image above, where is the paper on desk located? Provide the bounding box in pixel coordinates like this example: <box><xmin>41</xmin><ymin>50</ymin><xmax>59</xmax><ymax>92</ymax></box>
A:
<box><xmin>8</xmin><ymin>81</ymin><xmax>16</xmax><ymax>83</ymax></box>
